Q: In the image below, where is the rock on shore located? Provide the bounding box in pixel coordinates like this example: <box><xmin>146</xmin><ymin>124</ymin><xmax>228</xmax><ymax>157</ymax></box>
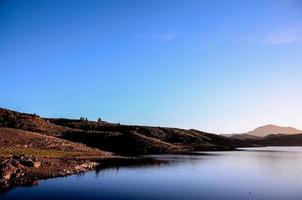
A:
<box><xmin>0</xmin><ymin>155</ymin><xmax>40</xmax><ymax>187</ymax></box>
<box><xmin>0</xmin><ymin>155</ymin><xmax>100</xmax><ymax>191</ymax></box>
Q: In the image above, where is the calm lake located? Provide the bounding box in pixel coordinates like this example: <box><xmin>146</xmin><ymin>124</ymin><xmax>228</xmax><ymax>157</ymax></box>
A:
<box><xmin>2</xmin><ymin>147</ymin><xmax>302</xmax><ymax>200</ymax></box>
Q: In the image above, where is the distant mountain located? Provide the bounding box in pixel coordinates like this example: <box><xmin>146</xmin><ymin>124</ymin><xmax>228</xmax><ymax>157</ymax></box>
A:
<box><xmin>246</xmin><ymin>125</ymin><xmax>302</xmax><ymax>137</ymax></box>
<box><xmin>222</xmin><ymin>124</ymin><xmax>302</xmax><ymax>140</ymax></box>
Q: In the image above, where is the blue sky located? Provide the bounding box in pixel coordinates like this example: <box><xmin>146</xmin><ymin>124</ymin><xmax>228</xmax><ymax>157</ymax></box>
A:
<box><xmin>1</xmin><ymin>0</ymin><xmax>302</xmax><ymax>133</ymax></box>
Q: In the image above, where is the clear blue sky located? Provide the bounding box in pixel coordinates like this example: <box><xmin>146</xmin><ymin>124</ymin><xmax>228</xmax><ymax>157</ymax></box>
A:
<box><xmin>1</xmin><ymin>0</ymin><xmax>302</xmax><ymax>133</ymax></box>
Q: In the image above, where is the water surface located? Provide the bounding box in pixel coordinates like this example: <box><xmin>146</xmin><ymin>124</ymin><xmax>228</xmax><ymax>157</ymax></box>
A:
<box><xmin>2</xmin><ymin>147</ymin><xmax>302</xmax><ymax>200</ymax></box>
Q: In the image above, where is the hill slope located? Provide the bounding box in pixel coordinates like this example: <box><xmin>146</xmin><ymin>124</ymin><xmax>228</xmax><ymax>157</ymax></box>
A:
<box><xmin>47</xmin><ymin>118</ymin><xmax>239</xmax><ymax>154</ymax></box>
<box><xmin>0</xmin><ymin>127</ymin><xmax>110</xmax><ymax>158</ymax></box>
<box><xmin>256</xmin><ymin>134</ymin><xmax>302</xmax><ymax>146</ymax></box>
<box><xmin>230</xmin><ymin>134</ymin><xmax>261</xmax><ymax>141</ymax></box>
<box><xmin>0</xmin><ymin>108</ymin><xmax>69</xmax><ymax>136</ymax></box>
<box><xmin>0</xmin><ymin>108</ymin><xmax>238</xmax><ymax>155</ymax></box>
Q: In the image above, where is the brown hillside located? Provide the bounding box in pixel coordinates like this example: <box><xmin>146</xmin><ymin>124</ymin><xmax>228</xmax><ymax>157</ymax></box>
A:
<box><xmin>49</xmin><ymin>119</ymin><xmax>238</xmax><ymax>154</ymax></box>
<box><xmin>0</xmin><ymin>108</ymin><xmax>69</xmax><ymax>136</ymax></box>
<box><xmin>256</xmin><ymin>133</ymin><xmax>302</xmax><ymax>146</ymax></box>
<box><xmin>0</xmin><ymin>127</ymin><xmax>111</xmax><ymax>158</ymax></box>
<box><xmin>0</xmin><ymin>108</ymin><xmax>238</xmax><ymax>155</ymax></box>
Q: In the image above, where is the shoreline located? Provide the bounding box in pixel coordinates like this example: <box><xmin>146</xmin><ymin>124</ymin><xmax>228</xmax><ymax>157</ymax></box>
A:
<box><xmin>0</xmin><ymin>155</ymin><xmax>165</xmax><ymax>193</ymax></box>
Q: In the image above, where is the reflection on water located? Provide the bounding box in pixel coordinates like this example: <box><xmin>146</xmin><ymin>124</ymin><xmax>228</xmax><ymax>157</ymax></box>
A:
<box><xmin>2</xmin><ymin>147</ymin><xmax>302</xmax><ymax>200</ymax></box>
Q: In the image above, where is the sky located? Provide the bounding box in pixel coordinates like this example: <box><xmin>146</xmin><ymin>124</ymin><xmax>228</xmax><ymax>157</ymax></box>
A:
<box><xmin>1</xmin><ymin>0</ymin><xmax>302</xmax><ymax>134</ymax></box>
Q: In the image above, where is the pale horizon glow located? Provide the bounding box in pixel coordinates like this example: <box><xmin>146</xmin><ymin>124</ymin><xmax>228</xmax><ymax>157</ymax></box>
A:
<box><xmin>1</xmin><ymin>0</ymin><xmax>302</xmax><ymax>134</ymax></box>
<box><xmin>265</xmin><ymin>24</ymin><xmax>302</xmax><ymax>45</ymax></box>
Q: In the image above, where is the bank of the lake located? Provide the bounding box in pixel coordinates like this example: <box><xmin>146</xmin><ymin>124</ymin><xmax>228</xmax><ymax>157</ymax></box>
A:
<box><xmin>2</xmin><ymin>147</ymin><xmax>302</xmax><ymax>200</ymax></box>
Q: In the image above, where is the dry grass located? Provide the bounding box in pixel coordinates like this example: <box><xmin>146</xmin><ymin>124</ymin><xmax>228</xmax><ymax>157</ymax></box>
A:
<box><xmin>0</xmin><ymin>147</ymin><xmax>105</xmax><ymax>159</ymax></box>
<box><xmin>0</xmin><ymin>127</ymin><xmax>112</xmax><ymax>159</ymax></box>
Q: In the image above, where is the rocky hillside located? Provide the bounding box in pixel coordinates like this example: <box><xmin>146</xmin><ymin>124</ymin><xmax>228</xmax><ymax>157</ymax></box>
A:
<box><xmin>0</xmin><ymin>108</ymin><xmax>69</xmax><ymax>136</ymax></box>
<box><xmin>46</xmin><ymin>118</ymin><xmax>240</xmax><ymax>154</ymax></box>
<box><xmin>0</xmin><ymin>127</ymin><xmax>111</xmax><ymax>158</ymax></box>
<box><xmin>255</xmin><ymin>134</ymin><xmax>302</xmax><ymax>146</ymax></box>
<box><xmin>0</xmin><ymin>108</ymin><xmax>238</xmax><ymax>155</ymax></box>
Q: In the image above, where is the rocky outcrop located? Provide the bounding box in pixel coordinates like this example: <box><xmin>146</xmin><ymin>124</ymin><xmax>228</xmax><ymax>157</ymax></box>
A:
<box><xmin>0</xmin><ymin>163</ymin><xmax>18</xmax><ymax>181</ymax></box>
<box><xmin>0</xmin><ymin>155</ymin><xmax>41</xmax><ymax>186</ymax></box>
<box><xmin>0</xmin><ymin>154</ymin><xmax>103</xmax><ymax>191</ymax></box>
<box><xmin>74</xmin><ymin>162</ymin><xmax>98</xmax><ymax>172</ymax></box>
<box><xmin>14</xmin><ymin>155</ymin><xmax>41</xmax><ymax>169</ymax></box>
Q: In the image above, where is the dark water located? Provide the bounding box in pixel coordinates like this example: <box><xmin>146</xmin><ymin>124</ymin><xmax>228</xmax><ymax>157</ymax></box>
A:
<box><xmin>2</xmin><ymin>147</ymin><xmax>302</xmax><ymax>200</ymax></box>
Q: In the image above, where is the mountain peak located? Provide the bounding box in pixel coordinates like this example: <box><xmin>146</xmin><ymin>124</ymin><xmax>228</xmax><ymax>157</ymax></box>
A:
<box><xmin>246</xmin><ymin>124</ymin><xmax>302</xmax><ymax>137</ymax></box>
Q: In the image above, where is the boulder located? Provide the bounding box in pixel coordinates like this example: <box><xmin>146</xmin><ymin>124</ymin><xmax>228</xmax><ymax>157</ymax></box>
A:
<box><xmin>33</xmin><ymin>161</ymin><xmax>41</xmax><ymax>168</ymax></box>
<box><xmin>0</xmin><ymin>163</ymin><xmax>17</xmax><ymax>181</ymax></box>
<box><xmin>19</xmin><ymin>155</ymin><xmax>41</xmax><ymax>168</ymax></box>
<box><xmin>75</xmin><ymin>162</ymin><xmax>98</xmax><ymax>172</ymax></box>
